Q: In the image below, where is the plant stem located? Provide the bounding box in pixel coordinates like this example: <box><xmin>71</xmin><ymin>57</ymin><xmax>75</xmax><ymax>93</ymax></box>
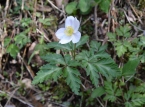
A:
<box><xmin>73</xmin><ymin>44</ymin><xmax>76</xmax><ymax>59</ymax></box>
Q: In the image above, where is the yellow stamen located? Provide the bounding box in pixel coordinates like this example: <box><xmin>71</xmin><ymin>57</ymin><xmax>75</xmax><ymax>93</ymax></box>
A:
<box><xmin>65</xmin><ymin>26</ymin><xmax>74</xmax><ymax>36</ymax></box>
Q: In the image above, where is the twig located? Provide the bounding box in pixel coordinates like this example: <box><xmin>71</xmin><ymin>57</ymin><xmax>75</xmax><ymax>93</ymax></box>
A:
<box><xmin>4</xmin><ymin>0</ymin><xmax>9</xmax><ymax>17</ymax></box>
<box><xmin>33</xmin><ymin>0</ymin><xmax>37</xmax><ymax>21</ymax></box>
<box><xmin>122</xmin><ymin>9</ymin><xmax>144</xmax><ymax>32</ymax></box>
<box><xmin>104</xmin><ymin>100</ymin><xmax>108</xmax><ymax>107</ymax></box>
<box><xmin>96</xmin><ymin>98</ymin><xmax>105</xmax><ymax>107</ymax></box>
<box><xmin>36</xmin><ymin>28</ymin><xmax>51</xmax><ymax>42</ymax></box>
<box><xmin>94</xmin><ymin>5</ymin><xmax>98</xmax><ymax>40</ymax></box>
<box><xmin>21</xmin><ymin>0</ymin><xmax>25</xmax><ymax>10</ymax></box>
<box><xmin>0</xmin><ymin>90</ymin><xmax>34</xmax><ymax>107</ymax></box>
<box><xmin>47</xmin><ymin>0</ymin><xmax>64</xmax><ymax>13</ymax></box>
<box><xmin>4</xmin><ymin>87</ymin><xmax>19</xmax><ymax>107</ymax></box>
<box><xmin>18</xmin><ymin>53</ymin><xmax>35</xmax><ymax>79</ymax></box>
<box><xmin>81</xmin><ymin>15</ymin><xmax>93</xmax><ymax>26</ymax></box>
<box><xmin>102</xmin><ymin>0</ymin><xmax>114</xmax><ymax>45</ymax></box>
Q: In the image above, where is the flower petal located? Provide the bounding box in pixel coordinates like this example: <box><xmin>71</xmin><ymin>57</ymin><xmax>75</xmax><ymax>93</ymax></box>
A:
<box><xmin>72</xmin><ymin>31</ymin><xmax>81</xmax><ymax>43</ymax></box>
<box><xmin>55</xmin><ymin>28</ymin><xmax>65</xmax><ymax>39</ymax></box>
<box><xmin>73</xmin><ymin>17</ymin><xmax>80</xmax><ymax>33</ymax></box>
<box><xmin>59</xmin><ymin>35</ymin><xmax>72</xmax><ymax>44</ymax></box>
<box><xmin>65</xmin><ymin>16</ymin><xmax>74</xmax><ymax>27</ymax></box>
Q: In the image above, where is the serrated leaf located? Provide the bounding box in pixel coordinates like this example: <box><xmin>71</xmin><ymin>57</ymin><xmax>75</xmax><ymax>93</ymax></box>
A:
<box><xmin>77</xmin><ymin>49</ymin><xmax>120</xmax><ymax>87</ymax></box>
<box><xmin>125</xmin><ymin>32</ymin><xmax>131</xmax><ymax>37</ymax></box>
<box><xmin>125</xmin><ymin>102</ymin><xmax>133</xmax><ymax>107</ymax></box>
<box><xmin>104</xmin><ymin>81</ymin><xmax>122</xmax><ymax>102</ymax></box>
<box><xmin>64</xmin><ymin>67</ymin><xmax>81</xmax><ymax>95</ymax></box>
<box><xmin>76</xmin><ymin>35</ymin><xmax>89</xmax><ymax>48</ymax></box>
<box><xmin>122</xmin><ymin>58</ymin><xmax>139</xmax><ymax>76</ymax></box>
<box><xmin>116</xmin><ymin>28</ymin><xmax>123</xmax><ymax>36</ymax></box>
<box><xmin>41</xmin><ymin>53</ymin><xmax>65</xmax><ymax>65</ymax></box>
<box><xmin>65</xmin><ymin>1</ymin><xmax>77</xmax><ymax>14</ymax></box>
<box><xmin>47</xmin><ymin>42</ymin><xmax>72</xmax><ymax>50</ymax></box>
<box><xmin>90</xmin><ymin>41</ymin><xmax>101</xmax><ymax>50</ymax></box>
<box><xmin>6</xmin><ymin>44</ymin><xmax>19</xmax><ymax>58</ymax></box>
<box><xmin>103</xmin><ymin>95</ymin><xmax>117</xmax><ymax>102</ymax></box>
<box><xmin>14</xmin><ymin>33</ymin><xmax>31</xmax><ymax>48</ymax></box>
<box><xmin>115</xmin><ymin>42</ymin><xmax>127</xmax><ymax>57</ymax></box>
<box><xmin>135</xmin><ymin>83</ymin><xmax>145</xmax><ymax>93</ymax></box>
<box><xmin>86</xmin><ymin>63</ymin><xmax>99</xmax><ymax>87</ymax></box>
<box><xmin>91</xmin><ymin>87</ymin><xmax>105</xmax><ymax>98</ymax></box>
<box><xmin>32</xmin><ymin>65</ymin><xmax>62</xmax><ymax>84</ymax></box>
<box><xmin>64</xmin><ymin>55</ymin><xmax>80</xmax><ymax>67</ymax></box>
<box><xmin>107</xmin><ymin>32</ymin><xmax>116</xmax><ymax>41</ymax></box>
<box><xmin>90</xmin><ymin>41</ymin><xmax>107</xmax><ymax>52</ymax></box>
<box><xmin>21</xmin><ymin>18</ymin><xmax>32</xmax><ymax>27</ymax></box>
<box><xmin>121</xmin><ymin>25</ymin><xmax>131</xmax><ymax>34</ymax></box>
<box><xmin>94</xmin><ymin>58</ymin><xmax>120</xmax><ymax>78</ymax></box>
<box><xmin>125</xmin><ymin>93</ymin><xmax>145</xmax><ymax>107</ymax></box>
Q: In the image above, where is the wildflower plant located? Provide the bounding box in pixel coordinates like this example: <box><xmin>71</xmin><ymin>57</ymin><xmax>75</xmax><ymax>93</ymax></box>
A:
<box><xmin>55</xmin><ymin>16</ymin><xmax>81</xmax><ymax>44</ymax></box>
<box><xmin>32</xmin><ymin>16</ymin><xmax>120</xmax><ymax>95</ymax></box>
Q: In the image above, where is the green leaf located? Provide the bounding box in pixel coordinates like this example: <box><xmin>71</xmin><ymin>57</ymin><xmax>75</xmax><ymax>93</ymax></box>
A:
<box><xmin>116</xmin><ymin>28</ymin><xmax>123</xmax><ymax>36</ymax></box>
<box><xmin>90</xmin><ymin>41</ymin><xmax>107</xmax><ymax>52</ymax></box>
<box><xmin>65</xmin><ymin>1</ymin><xmax>77</xmax><ymax>14</ymax></box>
<box><xmin>64</xmin><ymin>55</ymin><xmax>80</xmax><ymax>67</ymax></box>
<box><xmin>6</xmin><ymin>44</ymin><xmax>19</xmax><ymax>58</ymax></box>
<box><xmin>104</xmin><ymin>81</ymin><xmax>122</xmax><ymax>102</ymax></box>
<box><xmin>115</xmin><ymin>42</ymin><xmax>127</xmax><ymax>57</ymax></box>
<box><xmin>95</xmin><ymin>59</ymin><xmax>120</xmax><ymax>78</ymax></box>
<box><xmin>86</xmin><ymin>63</ymin><xmax>99</xmax><ymax>87</ymax></box>
<box><xmin>91</xmin><ymin>87</ymin><xmax>105</xmax><ymax>98</ymax></box>
<box><xmin>99</xmin><ymin>0</ymin><xmax>110</xmax><ymax>13</ymax></box>
<box><xmin>64</xmin><ymin>67</ymin><xmax>81</xmax><ymax>95</ymax></box>
<box><xmin>139</xmin><ymin>36</ymin><xmax>145</xmax><ymax>47</ymax></box>
<box><xmin>76</xmin><ymin>35</ymin><xmax>89</xmax><ymax>48</ymax></box>
<box><xmin>47</xmin><ymin>42</ymin><xmax>72</xmax><ymax>50</ymax></box>
<box><xmin>20</xmin><ymin>18</ymin><xmax>32</xmax><ymax>27</ymax></box>
<box><xmin>122</xmin><ymin>58</ymin><xmax>140</xmax><ymax>76</ymax></box>
<box><xmin>77</xmin><ymin>49</ymin><xmax>120</xmax><ymax>87</ymax></box>
<box><xmin>121</xmin><ymin>25</ymin><xmax>131</xmax><ymax>34</ymax></box>
<box><xmin>14</xmin><ymin>33</ymin><xmax>31</xmax><ymax>49</ymax></box>
<box><xmin>4</xmin><ymin>37</ymin><xmax>11</xmax><ymax>47</ymax></box>
<box><xmin>34</xmin><ymin>43</ymin><xmax>47</xmax><ymax>55</ymax></box>
<box><xmin>139</xmin><ymin>52</ymin><xmax>145</xmax><ymax>63</ymax></box>
<box><xmin>107</xmin><ymin>32</ymin><xmax>116</xmax><ymax>41</ymax></box>
<box><xmin>79</xmin><ymin>0</ymin><xmax>91</xmax><ymax>13</ymax></box>
<box><xmin>124</xmin><ymin>91</ymin><xmax>145</xmax><ymax>107</ymax></box>
<box><xmin>32</xmin><ymin>65</ymin><xmax>62</xmax><ymax>84</ymax></box>
<box><xmin>41</xmin><ymin>53</ymin><xmax>65</xmax><ymax>65</ymax></box>
<box><xmin>94</xmin><ymin>0</ymin><xmax>101</xmax><ymax>4</ymax></box>
<box><xmin>38</xmin><ymin>18</ymin><xmax>54</xmax><ymax>26</ymax></box>
<box><xmin>135</xmin><ymin>83</ymin><xmax>145</xmax><ymax>93</ymax></box>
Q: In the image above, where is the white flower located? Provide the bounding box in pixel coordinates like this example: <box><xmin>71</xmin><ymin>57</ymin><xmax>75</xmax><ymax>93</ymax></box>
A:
<box><xmin>55</xmin><ymin>16</ymin><xmax>81</xmax><ymax>44</ymax></box>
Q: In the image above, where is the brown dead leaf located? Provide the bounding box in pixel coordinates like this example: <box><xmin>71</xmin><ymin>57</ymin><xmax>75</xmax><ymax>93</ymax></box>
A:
<box><xmin>21</xmin><ymin>78</ymin><xmax>32</xmax><ymax>89</ymax></box>
<box><xmin>127</xmin><ymin>8</ymin><xmax>136</xmax><ymax>22</ymax></box>
<box><xmin>36</xmin><ymin>4</ymin><xmax>52</xmax><ymax>12</ymax></box>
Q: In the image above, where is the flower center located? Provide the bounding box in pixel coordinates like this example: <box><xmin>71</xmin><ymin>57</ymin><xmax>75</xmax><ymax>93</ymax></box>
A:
<box><xmin>65</xmin><ymin>26</ymin><xmax>74</xmax><ymax>36</ymax></box>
